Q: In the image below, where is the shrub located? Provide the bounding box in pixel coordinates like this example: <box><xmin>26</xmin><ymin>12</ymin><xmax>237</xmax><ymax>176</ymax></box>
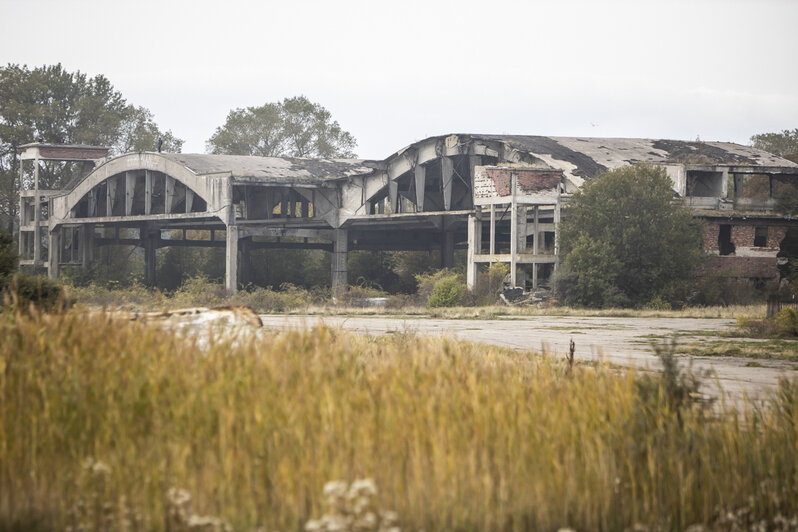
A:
<box><xmin>2</xmin><ymin>273</ymin><xmax>68</xmax><ymax>311</ymax></box>
<box><xmin>427</xmin><ymin>274</ymin><xmax>466</xmax><ymax>308</ymax></box>
<box><xmin>463</xmin><ymin>263</ymin><xmax>508</xmax><ymax>306</ymax></box>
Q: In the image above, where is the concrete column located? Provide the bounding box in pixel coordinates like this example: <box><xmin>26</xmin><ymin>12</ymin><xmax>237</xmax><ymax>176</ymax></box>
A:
<box><xmin>47</xmin><ymin>227</ymin><xmax>59</xmax><ymax>279</ymax></box>
<box><xmin>33</xmin><ymin>158</ymin><xmax>41</xmax><ymax>265</ymax></box>
<box><xmin>238</xmin><ymin>237</ymin><xmax>252</xmax><ymax>287</ymax></box>
<box><xmin>554</xmin><ymin>202</ymin><xmax>562</xmax><ymax>270</ymax></box>
<box><xmin>414</xmin><ymin>164</ymin><xmax>425</xmax><ymax>211</ymax></box>
<box><xmin>143</xmin><ymin>228</ymin><xmax>158</xmax><ymax>287</ymax></box>
<box><xmin>18</xmin><ymin>160</ymin><xmax>24</xmax><ymax>257</ymax></box>
<box><xmin>466</xmin><ymin>214</ymin><xmax>481</xmax><ymax>290</ymax></box>
<box><xmin>532</xmin><ymin>206</ymin><xmax>539</xmax><ymax>289</ymax></box>
<box><xmin>331</xmin><ymin>229</ymin><xmax>348</xmax><ymax>296</ymax></box>
<box><xmin>441</xmin><ymin>156</ymin><xmax>453</xmax><ymax>211</ymax></box>
<box><xmin>510</xmin><ymin>175</ymin><xmax>518</xmax><ymax>287</ymax></box>
<box><xmin>441</xmin><ymin>231</ymin><xmax>455</xmax><ymax>269</ymax></box>
<box><xmin>225</xmin><ymin>225</ymin><xmax>239</xmax><ymax>293</ymax></box>
<box><xmin>81</xmin><ymin>225</ymin><xmax>91</xmax><ymax>268</ymax></box>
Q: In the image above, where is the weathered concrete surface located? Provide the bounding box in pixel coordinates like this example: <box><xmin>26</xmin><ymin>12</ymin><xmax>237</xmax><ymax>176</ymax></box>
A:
<box><xmin>258</xmin><ymin>314</ymin><xmax>796</xmax><ymax>403</ymax></box>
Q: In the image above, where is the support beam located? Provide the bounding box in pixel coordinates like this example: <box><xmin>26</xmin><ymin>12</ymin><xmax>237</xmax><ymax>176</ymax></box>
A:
<box><xmin>414</xmin><ymin>164</ymin><xmax>426</xmax><ymax>211</ymax></box>
<box><xmin>18</xmin><ymin>160</ymin><xmax>24</xmax><ymax>257</ymax></box>
<box><xmin>145</xmin><ymin>170</ymin><xmax>152</xmax><ymax>215</ymax></box>
<box><xmin>107</xmin><ymin>175</ymin><xmax>117</xmax><ymax>217</ymax></box>
<box><xmin>125</xmin><ymin>171</ymin><xmax>135</xmax><ymax>216</ymax></box>
<box><xmin>47</xmin><ymin>228</ymin><xmax>59</xmax><ymax>279</ymax></box>
<box><xmin>143</xmin><ymin>227</ymin><xmax>158</xmax><ymax>287</ymax></box>
<box><xmin>238</xmin><ymin>237</ymin><xmax>252</xmax><ymax>286</ymax></box>
<box><xmin>331</xmin><ymin>229</ymin><xmax>348</xmax><ymax>296</ymax></box>
<box><xmin>225</xmin><ymin>224</ymin><xmax>239</xmax><ymax>293</ymax></box>
<box><xmin>510</xmin><ymin>174</ymin><xmax>518</xmax><ymax>287</ymax></box>
<box><xmin>490</xmin><ymin>204</ymin><xmax>496</xmax><ymax>258</ymax></box>
<box><xmin>186</xmin><ymin>187</ymin><xmax>194</xmax><ymax>213</ymax></box>
<box><xmin>165</xmin><ymin>176</ymin><xmax>175</xmax><ymax>214</ymax></box>
<box><xmin>441</xmin><ymin>156</ymin><xmax>453</xmax><ymax>211</ymax></box>
<box><xmin>81</xmin><ymin>224</ymin><xmax>93</xmax><ymax>268</ymax></box>
<box><xmin>33</xmin><ymin>158</ymin><xmax>41</xmax><ymax>265</ymax></box>
<box><xmin>532</xmin><ymin>206</ymin><xmax>539</xmax><ymax>289</ymax></box>
<box><xmin>88</xmin><ymin>188</ymin><xmax>97</xmax><ymax>217</ymax></box>
<box><xmin>466</xmin><ymin>214</ymin><xmax>481</xmax><ymax>290</ymax></box>
<box><xmin>388</xmin><ymin>180</ymin><xmax>398</xmax><ymax>213</ymax></box>
<box><xmin>441</xmin><ymin>231</ymin><xmax>455</xmax><ymax>269</ymax></box>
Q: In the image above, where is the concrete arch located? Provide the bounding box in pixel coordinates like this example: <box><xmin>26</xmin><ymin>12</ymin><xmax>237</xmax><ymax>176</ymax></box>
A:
<box><xmin>51</xmin><ymin>152</ymin><xmax>232</xmax><ymax>223</ymax></box>
<box><xmin>357</xmin><ymin>134</ymin><xmax>506</xmax><ymax>212</ymax></box>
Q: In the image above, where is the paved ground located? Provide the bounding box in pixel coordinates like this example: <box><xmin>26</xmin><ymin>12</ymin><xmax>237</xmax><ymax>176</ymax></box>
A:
<box><xmin>259</xmin><ymin>314</ymin><xmax>797</xmax><ymax>403</ymax></box>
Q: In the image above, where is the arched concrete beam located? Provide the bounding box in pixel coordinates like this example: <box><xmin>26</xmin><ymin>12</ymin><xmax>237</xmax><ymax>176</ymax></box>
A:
<box><xmin>51</xmin><ymin>152</ymin><xmax>233</xmax><ymax>225</ymax></box>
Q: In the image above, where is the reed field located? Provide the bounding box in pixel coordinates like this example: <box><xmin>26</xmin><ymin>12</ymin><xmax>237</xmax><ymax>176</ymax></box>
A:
<box><xmin>1</xmin><ymin>308</ymin><xmax>796</xmax><ymax>531</ymax></box>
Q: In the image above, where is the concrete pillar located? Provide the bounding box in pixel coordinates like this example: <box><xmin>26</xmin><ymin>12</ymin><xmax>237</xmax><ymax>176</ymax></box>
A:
<box><xmin>80</xmin><ymin>225</ymin><xmax>91</xmax><ymax>268</ymax></box>
<box><xmin>441</xmin><ymin>231</ymin><xmax>455</xmax><ymax>269</ymax></box>
<box><xmin>47</xmin><ymin>228</ymin><xmax>59</xmax><ymax>279</ymax></box>
<box><xmin>466</xmin><ymin>214</ymin><xmax>481</xmax><ymax>290</ymax></box>
<box><xmin>143</xmin><ymin>228</ymin><xmax>158</xmax><ymax>287</ymax></box>
<box><xmin>414</xmin><ymin>164</ymin><xmax>425</xmax><ymax>211</ymax></box>
<box><xmin>441</xmin><ymin>156</ymin><xmax>453</xmax><ymax>211</ymax></box>
<box><xmin>510</xmin><ymin>175</ymin><xmax>518</xmax><ymax>287</ymax></box>
<box><xmin>225</xmin><ymin>225</ymin><xmax>239</xmax><ymax>293</ymax></box>
<box><xmin>331</xmin><ymin>229</ymin><xmax>348</xmax><ymax>296</ymax></box>
<box><xmin>238</xmin><ymin>237</ymin><xmax>252</xmax><ymax>287</ymax></box>
<box><xmin>33</xmin><ymin>158</ymin><xmax>41</xmax><ymax>265</ymax></box>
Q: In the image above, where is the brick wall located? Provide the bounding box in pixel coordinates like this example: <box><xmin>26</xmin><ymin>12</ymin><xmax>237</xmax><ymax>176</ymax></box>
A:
<box><xmin>698</xmin><ymin>256</ymin><xmax>779</xmax><ymax>279</ymax></box>
<box><xmin>702</xmin><ymin>221</ymin><xmax>787</xmax><ymax>252</ymax></box>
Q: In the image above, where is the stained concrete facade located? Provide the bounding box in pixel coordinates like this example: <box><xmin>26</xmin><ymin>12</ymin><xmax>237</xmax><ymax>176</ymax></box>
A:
<box><xmin>17</xmin><ymin>135</ymin><xmax>798</xmax><ymax>292</ymax></box>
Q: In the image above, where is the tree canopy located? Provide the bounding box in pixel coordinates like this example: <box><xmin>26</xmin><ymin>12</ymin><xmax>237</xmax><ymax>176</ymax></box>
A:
<box><xmin>750</xmin><ymin>129</ymin><xmax>798</xmax><ymax>158</ymax></box>
<box><xmin>555</xmin><ymin>164</ymin><xmax>703</xmax><ymax>308</ymax></box>
<box><xmin>0</xmin><ymin>63</ymin><xmax>183</xmax><ymax>233</ymax></box>
<box><xmin>207</xmin><ymin>96</ymin><xmax>357</xmax><ymax>158</ymax></box>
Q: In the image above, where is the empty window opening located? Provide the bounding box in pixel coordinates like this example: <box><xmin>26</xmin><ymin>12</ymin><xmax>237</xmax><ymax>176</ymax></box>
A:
<box><xmin>718</xmin><ymin>225</ymin><xmax>735</xmax><ymax>255</ymax></box>
<box><xmin>687</xmin><ymin>171</ymin><xmax>723</xmax><ymax>197</ymax></box>
<box><xmin>754</xmin><ymin>226</ymin><xmax>768</xmax><ymax>247</ymax></box>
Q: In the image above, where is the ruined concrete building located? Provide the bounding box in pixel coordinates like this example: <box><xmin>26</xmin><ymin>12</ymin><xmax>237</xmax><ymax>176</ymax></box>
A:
<box><xmin>16</xmin><ymin>134</ymin><xmax>798</xmax><ymax>292</ymax></box>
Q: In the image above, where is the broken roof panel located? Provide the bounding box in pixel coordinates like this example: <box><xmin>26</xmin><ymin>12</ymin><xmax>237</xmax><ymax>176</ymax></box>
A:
<box><xmin>472</xmin><ymin>134</ymin><xmax>797</xmax><ymax>178</ymax></box>
<box><xmin>159</xmin><ymin>153</ymin><xmax>378</xmax><ymax>183</ymax></box>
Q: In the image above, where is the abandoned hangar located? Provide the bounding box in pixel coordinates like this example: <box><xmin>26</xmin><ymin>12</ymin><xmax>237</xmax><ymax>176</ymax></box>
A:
<box><xmin>16</xmin><ymin>133</ymin><xmax>798</xmax><ymax>293</ymax></box>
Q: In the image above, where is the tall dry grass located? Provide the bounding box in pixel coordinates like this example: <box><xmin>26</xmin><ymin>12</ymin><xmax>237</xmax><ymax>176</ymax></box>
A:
<box><xmin>0</xmin><ymin>308</ymin><xmax>796</xmax><ymax>531</ymax></box>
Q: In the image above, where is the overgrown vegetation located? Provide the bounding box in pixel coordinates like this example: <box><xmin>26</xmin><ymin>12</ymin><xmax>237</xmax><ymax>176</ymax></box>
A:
<box><xmin>1</xmin><ymin>308</ymin><xmax>796</xmax><ymax>531</ymax></box>
<box><xmin>0</xmin><ymin>230</ymin><xmax>66</xmax><ymax>310</ymax></box>
<box><xmin>555</xmin><ymin>164</ymin><xmax>703</xmax><ymax>309</ymax></box>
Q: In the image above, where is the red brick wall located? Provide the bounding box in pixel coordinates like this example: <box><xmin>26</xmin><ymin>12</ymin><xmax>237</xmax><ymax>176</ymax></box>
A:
<box><xmin>485</xmin><ymin>168</ymin><xmax>561</xmax><ymax>196</ymax></box>
<box><xmin>702</xmin><ymin>221</ymin><xmax>787</xmax><ymax>252</ymax></box>
<box><xmin>699</xmin><ymin>256</ymin><xmax>779</xmax><ymax>279</ymax></box>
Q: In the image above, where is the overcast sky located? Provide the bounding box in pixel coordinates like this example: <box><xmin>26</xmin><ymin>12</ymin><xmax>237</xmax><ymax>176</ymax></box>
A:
<box><xmin>2</xmin><ymin>0</ymin><xmax>797</xmax><ymax>159</ymax></box>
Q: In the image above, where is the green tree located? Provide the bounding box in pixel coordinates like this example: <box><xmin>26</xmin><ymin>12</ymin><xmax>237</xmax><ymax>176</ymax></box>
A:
<box><xmin>750</xmin><ymin>129</ymin><xmax>798</xmax><ymax>157</ymax></box>
<box><xmin>555</xmin><ymin>164</ymin><xmax>703</xmax><ymax>308</ymax></box>
<box><xmin>207</xmin><ymin>96</ymin><xmax>357</xmax><ymax>158</ymax></box>
<box><xmin>0</xmin><ymin>63</ymin><xmax>183</xmax><ymax>234</ymax></box>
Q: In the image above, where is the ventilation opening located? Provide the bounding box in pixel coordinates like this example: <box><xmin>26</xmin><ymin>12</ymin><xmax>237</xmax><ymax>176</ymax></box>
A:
<box><xmin>754</xmin><ymin>226</ymin><xmax>768</xmax><ymax>247</ymax></box>
<box><xmin>718</xmin><ymin>225</ymin><xmax>735</xmax><ymax>255</ymax></box>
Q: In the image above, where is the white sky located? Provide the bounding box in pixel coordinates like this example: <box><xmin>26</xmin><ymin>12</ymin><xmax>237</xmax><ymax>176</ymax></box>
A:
<box><xmin>2</xmin><ymin>0</ymin><xmax>797</xmax><ymax>159</ymax></box>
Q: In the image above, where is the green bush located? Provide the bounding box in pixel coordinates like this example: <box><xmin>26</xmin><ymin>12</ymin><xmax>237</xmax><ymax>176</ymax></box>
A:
<box><xmin>2</xmin><ymin>273</ymin><xmax>68</xmax><ymax>311</ymax></box>
<box><xmin>463</xmin><ymin>263</ymin><xmax>508</xmax><ymax>306</ymax></box>
<box><xmin>427</xmin><ymin>274</ymin><xmax>466</xmax><ymax>308</ymax></box>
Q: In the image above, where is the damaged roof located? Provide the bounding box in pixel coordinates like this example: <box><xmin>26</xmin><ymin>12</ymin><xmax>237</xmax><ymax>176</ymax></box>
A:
<box><xmin>472</xmin><ymin>134</ymin><xmax>798</xmax><ymax>183</ymax></box>
<box><xmin>159</xmin><ymin>153</ymin><xmax>378</xmax><ymax>184</ymax></box>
